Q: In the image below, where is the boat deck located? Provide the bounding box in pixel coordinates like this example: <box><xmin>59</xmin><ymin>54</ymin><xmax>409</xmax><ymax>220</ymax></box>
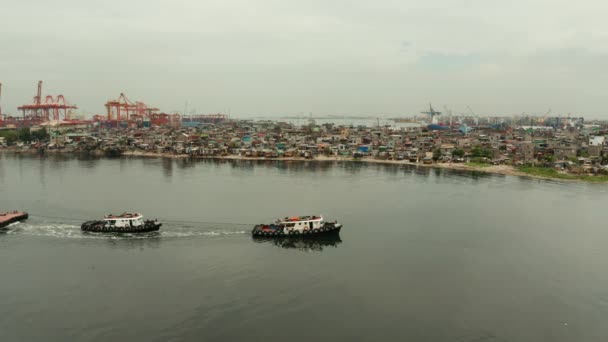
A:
<box><xmin>0</xmin><ymin>211</ymin><xmax>29</xmax><ymax>228</ymax></box>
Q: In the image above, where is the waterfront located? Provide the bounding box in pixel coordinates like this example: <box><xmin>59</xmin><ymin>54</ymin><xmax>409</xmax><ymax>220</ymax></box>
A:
<box><xmin>4</xmin><ymin>114</ymin><xmax>608</xmax><ymax>183</ymax></box>
<box><xmin>1</xmin><ymin>155</ymin><xmax>608</xmax><ymax>341</ymax></box>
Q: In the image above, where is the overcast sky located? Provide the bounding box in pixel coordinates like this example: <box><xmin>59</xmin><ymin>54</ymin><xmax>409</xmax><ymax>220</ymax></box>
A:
<box><xmin>1</xmin><ymin>0</ymin><xmax>607</xmax><ymax>118</ymax></box>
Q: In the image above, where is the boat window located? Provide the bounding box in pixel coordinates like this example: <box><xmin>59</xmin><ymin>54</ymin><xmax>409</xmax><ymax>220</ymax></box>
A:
<box><xmin>286</xmin><ymin>223</ymin><xmax>295</xmax><ymax>228</ymax></box>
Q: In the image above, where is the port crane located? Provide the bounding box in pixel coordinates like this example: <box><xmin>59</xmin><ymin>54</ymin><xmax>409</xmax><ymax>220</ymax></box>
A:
<box><xmin>464</xmin><ymin>106</ymin><xmax>480</xmax><ymax>126</ymax></box>
<box><xmin>421</xmin><ymin>103</ymin><xmax>441</xmax><ymax>123</ymax></box>
<box><xmin>17</xmin><ymin>80</ymin><xmax>77</xmax><ymax>122</ymax></box>
<box><xmin>105</xmin><ymin>93</ymin><xmax>159</xmax><ymax>121</ymax></box>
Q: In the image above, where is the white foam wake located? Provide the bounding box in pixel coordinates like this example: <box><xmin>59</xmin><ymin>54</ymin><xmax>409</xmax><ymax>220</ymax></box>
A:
<box><xmin>6</xmin><ymin>222</ymin><xmax>247</xmax><ymax>240</ymax></box>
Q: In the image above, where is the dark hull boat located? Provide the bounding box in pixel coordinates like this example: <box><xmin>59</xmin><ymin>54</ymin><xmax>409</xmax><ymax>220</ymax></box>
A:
<box><xmin>81</xmin><ymin>213</ymin><xmax>161</xmax><ymax>233</ymax></box>
<box><xmin>252</xmin><ymin>215</ymin><xmax>342</xmax><ymax>237</ymax></box>
<box><xmin>0</xmin><ymin>211</ymin><xmax>29</xmax><ymax>229</ymax></box>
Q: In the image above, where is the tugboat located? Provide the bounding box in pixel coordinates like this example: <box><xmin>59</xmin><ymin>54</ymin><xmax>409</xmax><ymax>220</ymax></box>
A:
<box><xmin>252</xmin><ymin>215</ymin><xmax>342</xmax><ymax>237</ymax></box>
<box><xmin>81</xmin><ymin>213</ymin><xmax>161</xmax><ymax>233</ymax></box>
<box><xmin>0</xmin><ymin>211</ymin><xmax>29</xmax><ymax>229</ymax></box>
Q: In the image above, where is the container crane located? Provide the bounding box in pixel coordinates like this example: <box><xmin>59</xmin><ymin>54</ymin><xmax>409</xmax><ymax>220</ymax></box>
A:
<box><xmin>17</xmin><ymin>80</ymin><xmax>77</xmax><ymax>122</ymax></box>
<box><xmin>443</xmin><ymin>105</ymin><xmax>453</xmax><ymax>126</ymax></box>
<box><xmin>421</xmin><ymin>103</ymin><xmax>441</xmax><ymax>123</ymax></box>
<box><xmin>105</xmin><ymin>93</ymin><xmax>159</xmax><ymax>121</ymax></box>
<box><xmin>465</xmin><ymin>106</ymin><xmax>479</xmax><ymax>125</ymax></box>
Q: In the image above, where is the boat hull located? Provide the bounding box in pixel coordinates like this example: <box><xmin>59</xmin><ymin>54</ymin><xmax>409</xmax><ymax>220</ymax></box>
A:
<box><xmin>252</xmin><ymin>222</ymin><xmax>342</xmax><ymax>238</ymax></box>
<box><xmin>81</xmin><ymin>220</ymin><xmax>162</xmax><ymax>233</ymax></box>
<box><xmin>0</xmin><ymin>211</ymin><xmax>29</xmax><ymax>229</ymax></box>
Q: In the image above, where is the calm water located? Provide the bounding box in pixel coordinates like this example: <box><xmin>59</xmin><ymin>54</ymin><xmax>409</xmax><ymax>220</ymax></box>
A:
<box><xmin>1</xmin><ymin>154</ymin><xmax>608</xmax><ymax>342</ymax></box>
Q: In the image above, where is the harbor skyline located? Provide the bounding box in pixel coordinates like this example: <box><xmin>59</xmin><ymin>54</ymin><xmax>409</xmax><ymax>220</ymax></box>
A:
<box><xmin>0</xmin><ymin>80</ymin><xmax>605</xmax><ymax>121</ymax></box>
<box><xmin>2</xmin><ymin>0</ymin><xmax>608</xmax><ymax>117</ymax></box>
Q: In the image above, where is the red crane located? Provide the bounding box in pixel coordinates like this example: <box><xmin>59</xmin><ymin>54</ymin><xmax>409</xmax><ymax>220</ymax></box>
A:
<box><xmin>17</xmin><ymin>80</ymin><xmax>77</xmax><ymax>123</ymax></box>
<box><xmin>104</xmin><ymin>93</ymin><xmax>159</xmax><ymax>121</ymax></box>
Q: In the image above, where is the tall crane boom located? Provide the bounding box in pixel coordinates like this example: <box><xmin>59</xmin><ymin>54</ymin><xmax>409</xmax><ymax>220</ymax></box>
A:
<box><xmin>420</xmin><ymin>103</ymin><xmax>441</xmax><ymax>117</ymax></box>
<box><xmin>35</xmin><ymin>80</ymin><xmax>42</xmax><ymax>105</ymax></box>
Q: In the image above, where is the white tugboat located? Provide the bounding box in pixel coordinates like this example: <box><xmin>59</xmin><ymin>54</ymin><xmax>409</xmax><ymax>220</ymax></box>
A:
<box><xmin>252</xmin><ymin>215</ymin><xmax>342</xmax><ymax>237</ymax></box>
<box><xmin>81</xmin><ymin>213</ymin><xmax>161</xmax><ymax>233</ymax></box>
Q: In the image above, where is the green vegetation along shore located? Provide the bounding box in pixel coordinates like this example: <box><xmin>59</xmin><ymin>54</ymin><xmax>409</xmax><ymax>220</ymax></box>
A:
<box><xmin>517</xmin><ymin>166</ymin><xmax>608</xmax><ymax>183</ymax></box>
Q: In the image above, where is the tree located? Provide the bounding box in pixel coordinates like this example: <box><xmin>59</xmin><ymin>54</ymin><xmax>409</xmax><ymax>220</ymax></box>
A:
<box><xmin>432</xmin><ymin>148</ymin><xmax>442</xmax><ymax>161</ymax></box>
<box><xmin>471</xmin><ymin>146</ymin><xmax>492</xmax><ymax>159</ymax></box>
<box><xmin>31</xmin><ymin>127</ymin><xmax>49</xmax><ymax>141</ymax></box>
<box><xmin>453</xmin><ymin>149</ymin><xmax>465</xmax><ymax>158</ymax></box>
<box><xmin>17</xmin><ymin>128</ymin><xmax>31</xmax><ymax>142</ymax></box>
<box><xmin>0</xmin><ymin>130</ymin><xmax>18</xmax><ymax>145</ymax></box>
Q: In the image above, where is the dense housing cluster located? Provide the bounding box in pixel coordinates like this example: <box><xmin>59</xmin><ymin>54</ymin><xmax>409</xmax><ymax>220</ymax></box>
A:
<box><xmin>2</xmin><ymin>116</ymin><xmax>608</xmax><ymax>177</ymax></box>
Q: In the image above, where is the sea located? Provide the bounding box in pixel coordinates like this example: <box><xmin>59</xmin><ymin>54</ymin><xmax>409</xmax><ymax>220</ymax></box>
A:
<box><xmin>1</xmin><ymin>153</ymin><xmax>607</xmax><ymax>342</ymax></box>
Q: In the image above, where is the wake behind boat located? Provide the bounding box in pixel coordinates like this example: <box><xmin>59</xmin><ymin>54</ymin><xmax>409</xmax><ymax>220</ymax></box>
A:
<box><xmin>81</xmin><ymin>213</ymin><xmax>161</xmax><ymax>233</ymax></box>
<box><xmin>252</xmin><ymin>215</ymin><xmax>342</xmax><ymax>237</ymax></box>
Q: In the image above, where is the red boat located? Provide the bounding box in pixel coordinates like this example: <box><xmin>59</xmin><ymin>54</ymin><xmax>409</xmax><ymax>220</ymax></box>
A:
<box><xmin>0</xmin><ymin>211</ymin><xmax>29</xmax><ymax>229</ymax></box>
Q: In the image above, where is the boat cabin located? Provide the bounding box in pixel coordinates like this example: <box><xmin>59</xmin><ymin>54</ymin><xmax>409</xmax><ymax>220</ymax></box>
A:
<box><xmin>275</xmin><ymin>215</ymin><xmax>325</xmax><ymax>233</ymax></box>
<box><xmin>104</xmin><ymin>213</ymin><xmax>144</xmax><ymax>228</ymax></box>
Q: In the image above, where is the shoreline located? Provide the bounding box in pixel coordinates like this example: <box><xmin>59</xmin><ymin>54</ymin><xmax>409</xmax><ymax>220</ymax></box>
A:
<box><xmin>1</xmin><ymin>148</ymin><xmax>600</xmax><ymax>183</ymax></box>
<box><xmin>121</xmin><ymin>151</ymin><xmax>582</xmax><ymax>183</ymax></box>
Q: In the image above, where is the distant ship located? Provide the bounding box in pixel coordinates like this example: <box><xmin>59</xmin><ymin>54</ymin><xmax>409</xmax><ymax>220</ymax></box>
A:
<box><xmin>427</xmin><ymin>123</ymin><xmax>451</xmax><ymax>131</ymax></box>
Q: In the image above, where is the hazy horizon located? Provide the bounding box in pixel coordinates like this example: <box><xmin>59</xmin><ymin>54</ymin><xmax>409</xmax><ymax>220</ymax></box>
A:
<box><xmin>1</xmin><ymin>0</ymin><xmax>607</xmax><ymax>118</ymax></box>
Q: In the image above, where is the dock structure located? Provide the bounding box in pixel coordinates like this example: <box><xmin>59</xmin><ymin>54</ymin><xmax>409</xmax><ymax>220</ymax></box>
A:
<box><xmin>0</xmin><ymin>81</ymin><xmax>79</xmax><ymax>127</ymax></box>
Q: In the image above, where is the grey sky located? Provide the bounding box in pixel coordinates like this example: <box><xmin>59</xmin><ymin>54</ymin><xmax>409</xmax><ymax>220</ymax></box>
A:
<box><xmin>1</xmin><ymin>0</ymin><xmax>607</xmax><ymax>118</ymax></box>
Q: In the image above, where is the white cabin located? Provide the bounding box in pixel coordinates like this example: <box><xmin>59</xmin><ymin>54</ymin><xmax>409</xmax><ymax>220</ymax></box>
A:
<box><xmin>277</xmin><ymin>215</ymin><xmax>325</xmax><ymax>233</ymax></box>
<box><xmin>104</xmin><ymin>213</ymin><xmax>145</xmax><ymax>228</ymax></box>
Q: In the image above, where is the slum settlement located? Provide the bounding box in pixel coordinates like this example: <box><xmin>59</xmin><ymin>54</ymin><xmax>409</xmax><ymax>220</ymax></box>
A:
<box><xmin>3</xmin><ymin>112</ymin><xmax>608</xmax><ymax>181</ymax></box>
